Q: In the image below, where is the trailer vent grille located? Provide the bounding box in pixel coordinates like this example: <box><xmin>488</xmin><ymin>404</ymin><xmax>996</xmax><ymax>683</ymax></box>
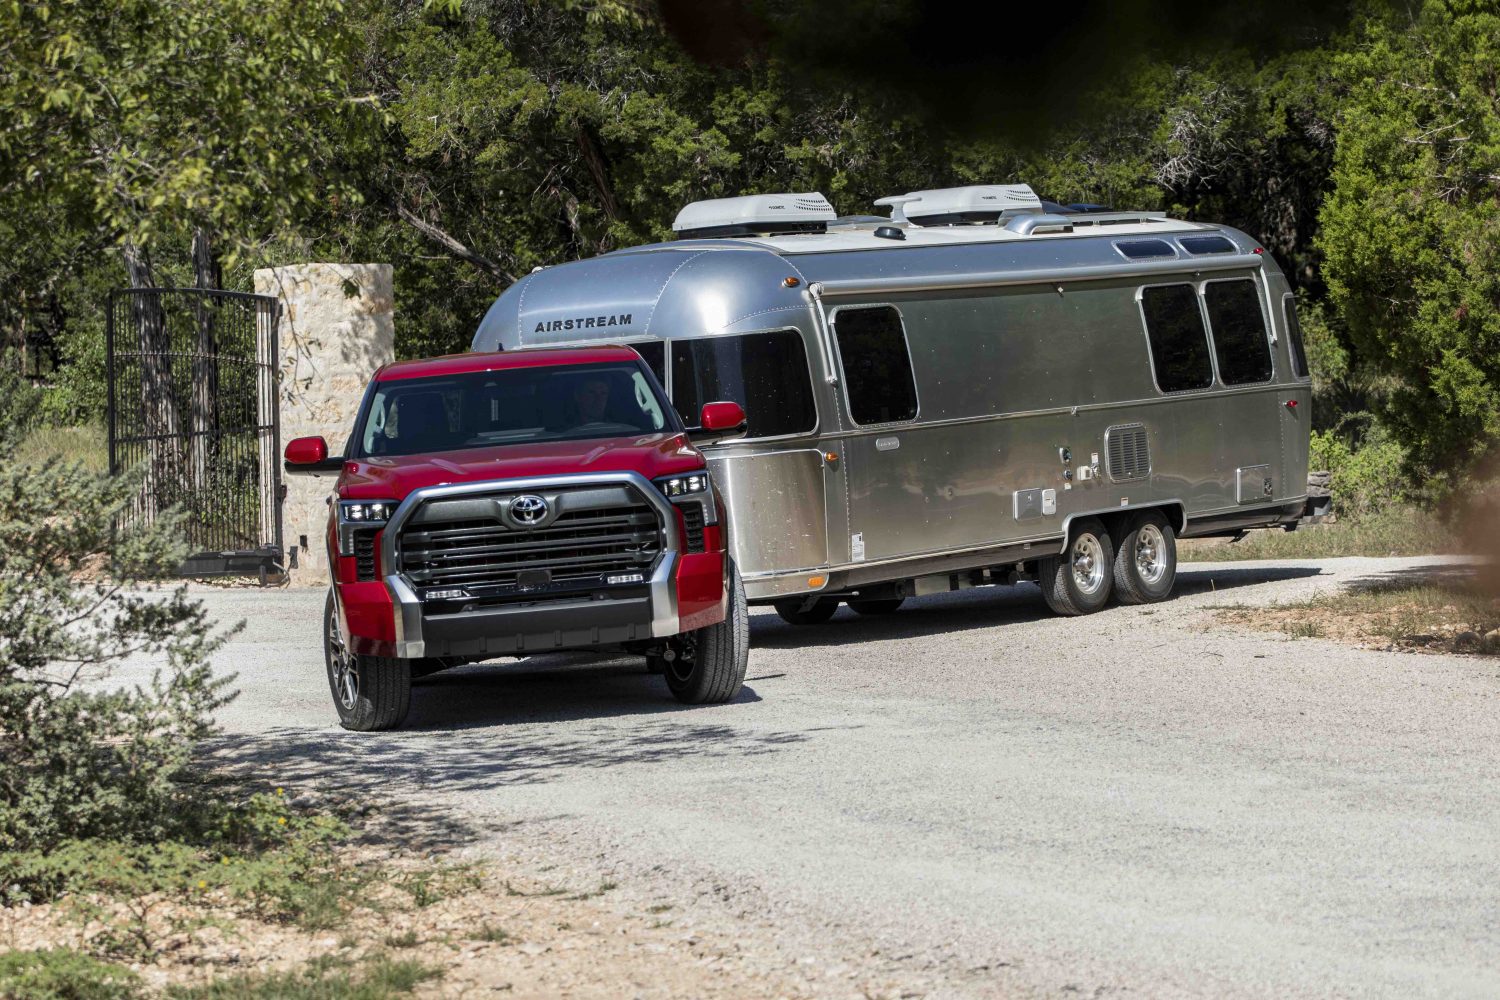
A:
<box><xmin>1106</xmin><ymin>424</ymin><xmax>1151</xmax><ymax>482</ymax></box>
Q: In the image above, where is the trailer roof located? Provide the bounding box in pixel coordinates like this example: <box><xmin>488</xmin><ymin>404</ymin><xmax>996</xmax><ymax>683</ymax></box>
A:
<box><xmin>616</xmin><ymin>213</ymin><xmax>1213</xmax><ymax>257</ymax></box>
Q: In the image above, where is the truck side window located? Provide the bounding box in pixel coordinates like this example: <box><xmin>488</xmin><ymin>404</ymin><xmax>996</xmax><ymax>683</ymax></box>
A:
<box><xmin>669</xmin><ymin>330</ymin><xmax>816</xmax><ymax>438</ymax></box>
<box><xmin>1282</xmin><ymin>294</ymin><xmax>1310</xmax><ymax>379</ymax></box>
<box><xmin>1140</xmin><ymin>285</ymin><xmax>1214</xmax><ymax>393</ymax></box>
<box><xmin>832</xmin><ymin>306</ymin><xmax>918</xmax><ymax>424</ymax></box>
<box><xmin>1205</xmin><ymin>280</ymin><xmax>1273</xmax><ymax>385</ymax></box>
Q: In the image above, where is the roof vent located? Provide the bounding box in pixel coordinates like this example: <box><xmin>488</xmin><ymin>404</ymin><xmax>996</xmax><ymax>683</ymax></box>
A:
<box><xmin>877</xmin><ymin>184</ymin><xmax>1044</xmax><ymax>227</ymax></box>
<box><xmin>672</xmin><ymin>192</ymin><xmax>836</xmax><ymax>239</ymax></box>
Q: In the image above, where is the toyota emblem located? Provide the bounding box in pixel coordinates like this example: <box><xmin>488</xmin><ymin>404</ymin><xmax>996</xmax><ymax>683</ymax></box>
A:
<box><xmin>508</xmin><ymin>494</ymin><xmax>548</xmax><ymax>526</ymax></box>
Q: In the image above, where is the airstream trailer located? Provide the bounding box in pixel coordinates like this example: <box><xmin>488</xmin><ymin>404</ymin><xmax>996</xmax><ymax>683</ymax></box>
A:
<box><xmin>472</xmin><ymin>184</ymin><xmax>1317</xmax><ymax>621</ymax></box>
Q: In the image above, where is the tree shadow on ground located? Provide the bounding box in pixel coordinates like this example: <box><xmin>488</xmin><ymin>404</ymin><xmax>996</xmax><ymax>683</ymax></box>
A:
<box><xmin>1340</xmin><ymin>561</ymin><xmax>1486</xmax><ymax>596</ymax></box>
<box><xmin>204</xmin><ymin>664</ymin><xmax>802</xmax><ymax>831</ymax></box>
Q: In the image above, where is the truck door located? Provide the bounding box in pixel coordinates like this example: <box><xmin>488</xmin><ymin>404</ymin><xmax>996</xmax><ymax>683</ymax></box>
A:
<box><xmin>825</xmin><ymin>305</ymin><xmax>925</xmax><ymax>564</ymax></box>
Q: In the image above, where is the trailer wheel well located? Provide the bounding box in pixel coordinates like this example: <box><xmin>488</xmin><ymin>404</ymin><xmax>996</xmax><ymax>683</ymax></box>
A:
<box><xmin>1097</xmin><ymin>503</ymin><xmax>1185</xmax><ymax>544</ymax></box>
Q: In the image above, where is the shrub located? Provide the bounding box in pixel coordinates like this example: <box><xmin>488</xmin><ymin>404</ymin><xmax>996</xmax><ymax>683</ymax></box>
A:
<box><xmin>0</xmin><ymin>371</ymin><xmax>235</xmax><ymax>852</ymax></box>
<box><xmin>0</xmin><ymin>948</ymin><xmax>140</xmax><ymax>1000</ymax></box>
<box><xmin>1310</xmin><ymin>422</ymin><xmax>1408</xmax><ymax>517</ymax></box>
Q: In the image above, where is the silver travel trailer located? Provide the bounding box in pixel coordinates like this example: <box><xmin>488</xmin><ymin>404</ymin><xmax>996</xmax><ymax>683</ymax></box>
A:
<box><xmin>472</xmin><ymin>184</ymin><xmax>1318</xmax><ymax>620</ymax></box>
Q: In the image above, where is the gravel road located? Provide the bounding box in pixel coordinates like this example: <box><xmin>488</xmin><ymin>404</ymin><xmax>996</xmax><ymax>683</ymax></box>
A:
<box><xmin>112</xmin><ymin>556</ymin><xmax>1500</xmax><ymax>998</ymax></box>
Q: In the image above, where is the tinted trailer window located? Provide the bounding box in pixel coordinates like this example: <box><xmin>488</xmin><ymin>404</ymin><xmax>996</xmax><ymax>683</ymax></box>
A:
<box><xmin>1140</xmin><ymin>285</ymin><xmax>1214</xmax><ymax>393</ymax></box>
<box><xmin>1205</xmin><ymin>280</ymin><xmax>1273</xmax><ymax>385</ymax></box>
<box><xmin>669</xmin><ymin>330</ymin><xmax>816</xmax><ymax>438</ymax></box>
<box><xmin>832</xmin><ymin>306</ymin><xmax>918</xmax><ymax>424</ymax></box>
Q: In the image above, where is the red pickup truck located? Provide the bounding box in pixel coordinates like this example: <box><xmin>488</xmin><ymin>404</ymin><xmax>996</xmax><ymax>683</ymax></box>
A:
<box><xmin>283</xmin><ymin>346</ymin><xmax>749</xmax><ymax>731</ymax></box>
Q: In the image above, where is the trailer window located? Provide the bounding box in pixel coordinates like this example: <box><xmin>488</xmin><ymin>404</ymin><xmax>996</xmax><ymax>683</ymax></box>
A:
<box><xmin>1140</xmin><ymin>285</ymin><xmax>1214</xmax><ymax>393</ymax></box>
<box><xmin>624</xmin><ymin>341</ymin><xmax>666</xmax><ymax>385</ymax></box>
<box><xmin>669</xmin><ymin>330</ymin><xmax>816</xmax><ymax>438</ymax></box>
<box><xmin>832</xmin><ymin>306</ymin><xmax>918</xmax><ymax>424</ymax></box>
<box><xmin>1178</xmin><ymin>234</ymin><xmax>1236</xmax><ymax>255</ymax></box>
<box><xmin>1205</xmin><ymin>280</ymin><xmax>1273</xmax><ymax>385</ymax></box>
<box><xmin>1282</xmin><ymin>294</ymin><xmax>1310</xmax><ymax>379</ymax></box>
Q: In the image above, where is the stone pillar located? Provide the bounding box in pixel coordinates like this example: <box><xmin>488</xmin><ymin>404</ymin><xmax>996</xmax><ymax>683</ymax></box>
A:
<box><xmin>254</xmin><ymin>263</ymin><xmax>394</xmax><ymax>585</ymax></box>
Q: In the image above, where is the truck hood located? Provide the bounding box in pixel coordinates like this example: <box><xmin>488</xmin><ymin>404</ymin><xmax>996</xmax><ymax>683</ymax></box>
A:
<box><xmin>339</xmin><ymin>432</ymin><xmax>705</xmax><ymax>500</ymax></box>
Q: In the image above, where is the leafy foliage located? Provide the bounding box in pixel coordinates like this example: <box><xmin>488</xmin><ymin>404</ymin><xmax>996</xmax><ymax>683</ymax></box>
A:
<box><xmin>0</xmin><ymin>948</ymin><xmax>140</xmax><ymax>1000</ymax></box>
<box><xmin>2</xmin><ymin>0</ymin><xmax>1498</xmax><ymax>495</ymax></box>
<box><xmin>1319</xmin><ymin>0</ymin><xmax>1500</xmax><ymax>489</ymax></box>
<box><xmin>0</xmin><ymin>373</ymin><xmax>236</xmax><ymax>852</ymax></box>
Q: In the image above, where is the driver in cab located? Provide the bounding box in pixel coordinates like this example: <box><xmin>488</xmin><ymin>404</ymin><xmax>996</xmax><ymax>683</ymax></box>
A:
<box><xmin>569</xmin><ymin>376</ymin><xmax>611</xmax><ymax>426</ymax></box>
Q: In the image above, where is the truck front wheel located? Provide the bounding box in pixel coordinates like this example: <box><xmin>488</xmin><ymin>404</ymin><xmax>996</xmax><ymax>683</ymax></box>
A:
<box><xmin>662</xmin><ymin>560</ymin><xmax>749</xmax><ymax>705</ymax></box>
<box><xmin>324</xmin><ymin>590</ymin><xmax>412</xmax><ymax>731</ymax></box>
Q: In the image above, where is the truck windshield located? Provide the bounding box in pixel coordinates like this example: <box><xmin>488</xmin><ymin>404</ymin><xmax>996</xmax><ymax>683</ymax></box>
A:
<box><xmin>355</xmin><ymin>362</ymin><xmax>678</xmax><ymax>458</ymax></box>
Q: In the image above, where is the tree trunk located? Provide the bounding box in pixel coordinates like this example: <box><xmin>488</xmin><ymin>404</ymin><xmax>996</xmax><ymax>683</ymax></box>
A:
<box><xmin>189</xmin><ymin>228</ymin><xmax>220</xmax><ymax>492</ymax></box>
<box><xmin>123</xmin><ymin>242</ymin><xmax>180</xmax><ymax>525</ymax></box>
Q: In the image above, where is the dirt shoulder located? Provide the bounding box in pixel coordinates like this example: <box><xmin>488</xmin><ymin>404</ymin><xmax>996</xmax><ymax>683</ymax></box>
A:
<box><xmin>3</xmin><ymin>793</ymin><xmax>936</xmax><ymax>1000</ymax></box>
<box><xmin>1211</xmin><ymin>562</ymin><xmax>1500</xmax><ymax>657</ymax></box>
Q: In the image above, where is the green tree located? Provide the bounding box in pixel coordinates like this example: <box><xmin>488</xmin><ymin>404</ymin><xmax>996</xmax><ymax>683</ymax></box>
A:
<box><xmin>1319</xmin><ymin>0</ymin><xmax>1500</xmax><ymax>491</ymax></box>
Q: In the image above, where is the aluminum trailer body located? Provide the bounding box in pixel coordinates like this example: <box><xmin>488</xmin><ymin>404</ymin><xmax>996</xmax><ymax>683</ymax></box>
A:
<box><xmin>473</xmin><ymin>191</ymin><xmax>1313</xmax><ymax>605</ymax></box>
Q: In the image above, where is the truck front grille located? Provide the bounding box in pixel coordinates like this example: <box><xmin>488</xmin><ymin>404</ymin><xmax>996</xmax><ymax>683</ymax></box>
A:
<box><xmin>399</xmin><ymin>492</ymin><xmax>662</xmax><ymax>595</ymax></box>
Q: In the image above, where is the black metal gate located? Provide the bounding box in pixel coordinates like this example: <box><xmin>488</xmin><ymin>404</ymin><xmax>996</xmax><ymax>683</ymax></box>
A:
<box><xmin>107</xmin><ymin>288</ymin><xmax>283</xmax><ymax>578</ymax></box>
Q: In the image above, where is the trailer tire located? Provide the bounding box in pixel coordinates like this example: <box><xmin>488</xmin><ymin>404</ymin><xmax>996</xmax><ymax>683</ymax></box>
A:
<box><xmin>1038</xmin><ymin>518</ymin><xmax>1115</xmax><ymax>616</ymax></box>
<box><xmin>665</xmin><ymin>560</ymin><xmax>749</xmax><ymax>704</ymax></box>
<box><xmin>848</xmin><ymin>597</ymin><xmax>905</xmax><ymax>615</ymax></box>
<box><xmin>324</xmin><ymin>590</ymin><xmax>412</xmax><ymax>731</ymax></box>
<box><xmin>773</xmin><ymin>598</ymin><xmax>839</xmax><ymax>625</ymax></box>
<box><xmin>1113</xmin><ymin>510</ymin><xmax>1177</xmax><ymax>605</ymax></box>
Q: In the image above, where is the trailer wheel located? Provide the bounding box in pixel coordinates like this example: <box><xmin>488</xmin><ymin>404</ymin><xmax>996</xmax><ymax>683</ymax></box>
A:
<box><xmin>773</xmin><ymin>598</ymin><xmax>839</xmax><ymax>625</ymax></box>
<box><xmin>324</xmin><ymin>590</ymin><xmax>412</xmax><ymax>731</ymax></box>
<box><xmin>1038</xmin><ymin>518</ymin><xmax>1115</xmax><ymax>616</ymax></box>
<box><xmin>1113</xmin><ymin>511</ymin><xmax>1177</xmax><ymax>605</ymax></box>
<box><xmin>848</xmin><ymin>597</ymin><xmax>904</xmax><ymax>615</ymax></box>
<box><xmin>664</xmin><ymin>560</ymin><xmax>749</xmax><ymax>704</ymax></box>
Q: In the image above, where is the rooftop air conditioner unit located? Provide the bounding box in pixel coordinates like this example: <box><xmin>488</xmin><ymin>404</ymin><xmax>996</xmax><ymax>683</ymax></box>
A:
<box><xmin>876</xmin><ymin>184</ymin><xmax>1043</xmax><ymax>227</ymax></box>
<box><xmin>672</xmin><ymin>193</ymin><xmax>836</xmax><ymax>239</ymax></box>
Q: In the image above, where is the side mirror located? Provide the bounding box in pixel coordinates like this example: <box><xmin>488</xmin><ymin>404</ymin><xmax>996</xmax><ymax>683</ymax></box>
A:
<box><xmin>691</xmin><ymin>401</ymin><xmax>747</xmax><ymax>443</ymax></box>
<box><xmin>284</xmin><ymin>436</ymin><xmax>343</xmax><ymax>477</ymax></box>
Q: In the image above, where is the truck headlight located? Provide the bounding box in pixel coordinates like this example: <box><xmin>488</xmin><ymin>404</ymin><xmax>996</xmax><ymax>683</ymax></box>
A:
<box><xmin>655</xmin><ymin>473</ymin><xmax>709</xmax><ymax>498</ymax></box>
<box><xmin>337</xmin><ymin>500</ymin><xmax>398</xmax><ymax>559</ymax></box>
<box><xmin>339</xmin><ymin>500</ymin><xmax>396</xmax><ymax>524</ymax></box>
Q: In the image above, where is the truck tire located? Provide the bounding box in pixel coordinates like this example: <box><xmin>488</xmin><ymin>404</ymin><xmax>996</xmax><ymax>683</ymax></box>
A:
<box><xmin>324</xmin><ymin>590</ymin><xmax>412</xmax><ymax>731</ymax></box>
<box><xmin>665</xmin><ymin>560</ymin><xmax>749</xmax><ymax>704</ymax></box>
<box><xmin>773</xmin><ymin>598</ymin><xmax>839</xmax><ymax>625</ymax></box>
<box><xmin>1038</xmin><ymin>518</ymin><xmax>1115</xmax><ymax>616</ymax></box>
<box><xmin>848</xmin><ymin>597</ymin><xmax>904</xmax><ymax>615</ymax></box>
<box><xmin>1113</xmin><ymin>510</ymin><xmax>1178</xmax><ymax>605</ymax></box>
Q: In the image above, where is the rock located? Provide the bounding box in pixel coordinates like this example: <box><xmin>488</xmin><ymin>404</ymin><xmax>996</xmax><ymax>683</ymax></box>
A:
<box><xmin>1483</xmin><ymin>629</ymin><xmax>1500</xmax><ymax>654</ymax></box>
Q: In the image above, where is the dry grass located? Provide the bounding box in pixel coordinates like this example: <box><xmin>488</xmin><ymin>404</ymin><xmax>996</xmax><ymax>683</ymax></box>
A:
<box><xmin>1214</xmin><ymin>568</ymin><xmax>1500</xmax><ymax>654</ymax></box>
<box><xmin>15</xmin><ymin>423</ymin><xmax>109</xmax><ymax>474</ymax></box>
<box><xmin>1180</xmin><ymin>507</ymin><xmax>1459</xmax><ymax>562</ymax></box>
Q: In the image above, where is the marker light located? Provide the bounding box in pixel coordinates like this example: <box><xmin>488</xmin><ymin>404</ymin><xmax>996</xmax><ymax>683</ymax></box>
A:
<box><xmin>606</xmin><ymin>573</ymin><xmax>646</xmax><ymax>585</ymax></box>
